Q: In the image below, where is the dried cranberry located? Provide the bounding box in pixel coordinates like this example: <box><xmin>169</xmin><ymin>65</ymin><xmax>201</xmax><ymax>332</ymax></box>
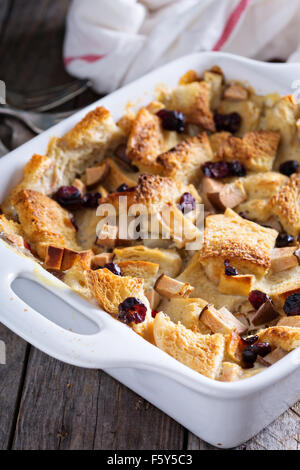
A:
<box><xmin>214</xmin><ymin>112</ymin><xmax>241</xmax><ymax>133</ymax></box>
<box><xmin>103</xmin><ymin>262</ymin><xmax>122</xmax><ymax>276</ymax></box>
<box><xmin>275</xmin><ymin>232</ymin><xmax>294</xmax><ymax>247</ymax></box>
<box><xmin>157</xmin><ymin>109</ymin><xmax>185</xmax><ymax>133</ymax></box>
<box><xmin>241</xmin><ymin>335</ymin><xmax>259</xmax><ymax>346</ymax></box>
<box><xmin>248</xmin><ymin>290</ymin><xmax>271</xmax><ymax>310</ymax></box>
<box><xmin>224</xmin><ymin>259</ymin><xmax>238</xmax><ymax>276</ymax></box>
<box><xmin>54</xmin><ymin>186</ymin><xmax>82</xmax><ymax>209</ymax></box>
<box><xmin>279</xmin><ymin>160</ymin><xmax>299</xmax><ymax>176</ymax></box>
<box><xmin>118</xmin><ymin>297</ymin><xmax>147</xmax><ymax>324</ymax></box>
<box><xmin>179</xmin><ymin>192</ymin><xmax>196</xmax><ymax>213</ymax></box>
<box><xmin>228</xmin><ymin>160</ymin><xmax>246</xmax><ymax>177</ymax></box>
<box><xmin>201</xmin><ymin>161</ymin><xmax>231</xmax><ymax>179</ymax></box>
<box><xmin>69</xmin><ymin>214</ymin><xmax>78</xmax><ymax>231</ymax></box>
<box><xmin>151</xmin><ymin>310</ymin><xmax>158</xmax><ymax>318</ymax></box>
<box><xmin>283</xmin><ymin>293</ymin><xmax>300</xmax><ymax>316</ymax></box>
<box><xmin>82</xmin><ymin>192</ymin><xmax>101</xmax><ymax>208</ymax></box>
<box><xmin>24</xmin><ymin>241</ymin><xmax>32</xmax><ymax>252</ymax></box>
<box><xmin>116</xmin><ymin>183</ymin><xmax>129</xmax><ymax>192</ymax></box>
<box><xmin>242</xmin><ymin>349</ymin><xmax>257</xmax><ymax>365</ymax></box>
<box><xmin>251</xmin><ymin>342</ymin><xmax>272</xmax><ymax>357</ymax></box>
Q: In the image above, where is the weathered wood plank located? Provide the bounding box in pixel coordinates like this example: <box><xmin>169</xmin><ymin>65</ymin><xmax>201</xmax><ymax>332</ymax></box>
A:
<box><xmin>0</xmin><ymin>325</ymin><xmax>28</xmax><ymax>450</ymax></box>
<box><xmin>13</xmin><ymin>348</ymin><xmax>185</xmax><ymax>450</ymax></box>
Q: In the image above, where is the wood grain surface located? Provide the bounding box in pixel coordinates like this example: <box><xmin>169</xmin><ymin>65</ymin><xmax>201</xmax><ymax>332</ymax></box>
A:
<box><xmin>0</xmin><ymin>0</ymin><xmax>298</xmax><ymax>450</ymax></box>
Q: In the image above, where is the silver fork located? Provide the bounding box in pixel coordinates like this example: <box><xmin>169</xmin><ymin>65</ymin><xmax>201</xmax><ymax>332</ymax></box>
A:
<box><xmin>0</xmin><ymin>106</ymin><xmax>76</xmax><ymax>134</ymax></box>
<box><xmin>6</xmin><ymin>79</ymin><xmax>91</xmax><ymax>111</ymax></box>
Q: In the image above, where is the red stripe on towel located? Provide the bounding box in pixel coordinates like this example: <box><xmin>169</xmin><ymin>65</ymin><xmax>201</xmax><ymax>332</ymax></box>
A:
<box><xmin>212</xmin><ymin>0</ymin><xmax>252</xmax><ymax>51</ymax></box>
<box><xmin>64</xmin><ymin>54</ymin><xmax>106</xmax><ymax>65</ymax></box>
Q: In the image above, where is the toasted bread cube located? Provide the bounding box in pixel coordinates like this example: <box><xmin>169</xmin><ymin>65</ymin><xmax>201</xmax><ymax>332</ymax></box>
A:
<box><xmin>218</xmin><ymin>272</ymin><xmax>254</xmax><ymax>296</ymax></box>
<box><xmin>277</xmin><ymin>316</ymin><xmax>300</xmax><ymax>328</ymax></box>
<box><xmin>44</xmin><ymin>245</ymin><xmax>64</xmax><ymax>270</ymax></box>
<box><xmin>117</xmin><ymin>260</ymin><xmax>159</xmax><ymax>290</ymax></box>
<box><xmin>92</xmin><ymin>252</ymin><xmax>114</xmax><ymax>267</ymax></box>
<box><xmin>270</xmin><ymin>174</ymin><xmax>300</xmax><ymax>237</ymax></box>
<box><xmin>202</xmin><ymin>177</ymin><xmax>224</xmax><ymax>196</ymax></box>
<box><xmin>145</xmin><ymin>289</ymin><xmax>161</xmax><ymax>310</ymax></box>
<box><xmin>200</xmin><ymin>304</ymin><xmax>247</xmax><ymax>335</ymax></box>
<box><xmin>271</xmin><ymin>247</ymin><xmax>299</xmax><ymax>273</ymax></box>
<box><xmin>153</xmin><ymin>312</ymin><xmax>225</xmax><ymax>379</ymax></box>
<box><xmin>208</xmin><ymin>181</ymin><xmax>246</xmax><ymax>211</ymax></box>
<box><xmin>224</xmin><ymin>85</ymin><xmax>248</xmax><ymax>101</ymax></box>
<box><xmin>154</xmin><ymin>274</ymin><xmax>194</xmax><ymax>298</ymax></box>
<box><xmin>60</xmin><ymin>248</ymin><xmax>80</xmax><ymax>271</ymax></box>
<box><xmin>219</xmin><ymin>362</ymin><xmax>243</xmax><ymax>382</ymax></box>
<box><xmin>86</xmin><ymin>162</ymin><xmax>109</xmax><ymax>186</ymax></box>
<box><xmin>258</xmin><ymin>326</ymin><xmax>300</xmax><ymax>351</ymax></box>
<box><xmin>224</xmin><ymin>331</ymin><xmax>243</xmax><ymax>364</ymax></box>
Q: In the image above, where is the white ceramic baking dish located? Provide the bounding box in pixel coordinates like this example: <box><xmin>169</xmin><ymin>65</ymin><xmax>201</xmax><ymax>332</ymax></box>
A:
<box><xmin>0</xmin><ymin>52</ymin><xmax>300</xmax><ymax>448</ymax></box>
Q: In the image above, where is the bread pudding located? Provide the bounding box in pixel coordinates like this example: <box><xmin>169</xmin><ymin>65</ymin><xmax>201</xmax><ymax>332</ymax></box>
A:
<box><xmin>2</xmin><ymin>65</ymin><xmax>300</xmax><ymax>382</ymax></box>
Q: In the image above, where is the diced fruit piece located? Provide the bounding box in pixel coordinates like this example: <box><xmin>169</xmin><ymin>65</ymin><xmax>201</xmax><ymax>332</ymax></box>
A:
<box><xmin>275</xmin><ymin>232</ymin><xmax>294</xmax><ymax>248</ymax></box>
<box><xmin>156</xmin><ymin>109</ymin><xmax>185</xmax><ymax>133</ymax></box>
<box><xmin>214</xmin><ymin>112</ymin><xmax>241</xmax><ymax>133</ymax></box>
<box><xmin>154</xmin><ymin>274</ymin><xmax>194</xmax><ymax>298</ymax></box>
<box><xmin>283</xmin><ymin>293</ymin><xmax>300</xmax><ymax>316</ymax></box>
<box><xmin>207</xmin><ymin>181</ymin><xmax>246</xmax><ymax>211</ymax></box>
<box><xmin>250</xmin><ymin>300</ymin><xmax>279</xmax><ymax>326</ymax></box>
<box><xmin>86</xmin><ymin>162</ymin><xmax>109</xmax><ymax>186</ymax></box>
<box><xmin>200</xmin><ymin>304</ymin><xmax>247</xmax><ymax>335</ymax></box>
<box><xmin>73</xmin><ymin>178</ymin><xmax>86</xmax><ymax>194</ymax></box>
<box><xmin>279</xmin><ymin>160</ymin><xmax>299</xmax><ymax>176</ymax></box>
<box><xmin>223</xmin><ymin>85</ymin><xmax>248</xmax><ymax>101</ymax></box>
<box><xmin>92</xmin><ymin>252</ymin><xmax>114</xmax><ymax>267</ymax></box>
<box><xmin>145</xmin><ymin>289</ymin><xmax>161</xmax><ymax>310</ymax></box>
<box><xmin>248</xmin><ymin>290</ymin><xmax>271</xmax><ymax>310</ymax></box>
<box><xmin>118</xmin><ymin>297</ymin><xmax>147</xmax><ymax>324</ymax></box>
<box><xmin>258</xmin><ymin>347</ymin><xmax>287</xmax><ymax>366</ymax></box>
<box><xmin>271</xmin><ymin>247</ymin><xmax>299</xmax><ymax>273</ymax></box>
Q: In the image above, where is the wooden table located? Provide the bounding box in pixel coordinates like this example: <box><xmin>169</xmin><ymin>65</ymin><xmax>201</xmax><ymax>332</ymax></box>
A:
<box><xmin>0</xmin><ymin>0</ymin><xmax>299</xmax><ymax>451</ymax></box>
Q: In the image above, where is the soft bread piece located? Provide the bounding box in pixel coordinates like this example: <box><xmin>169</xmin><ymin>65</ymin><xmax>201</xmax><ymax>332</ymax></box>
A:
<box><xmin>159</xmin><ymin>81</ymin><xmax>215</xmax><ymax>131</ymax></box>
<box><xmin>209</xmin><ymin>131</ymin><xmax>231</xmax><ymax>157</ymax></box>
<box><xmin>2</xmin><ymin>154</ymin><xmax>54</xmax><ymax>218</ymax></box>
<box><xmin>258</xmin><ymin>326</ymin><xmax>300</xmax><ymax>351</ymax></box>
<box><xmin>113</xmin><ymin>245</ymin><xmax>182</xmax><ymax>278</ymax></box>
<box><xmin>153</xmin><ymin>313</ymin><xmax>225</xmax><ymax>379</ymax></box>
<box><xmin>177</xmin><ymin>253</ymin><xmax>247</xmax><ymax>312</ymax></box>
<box><xmin>13</xmin><ymin>189</ymin><xmax>80</xmax><ymax>259</ymax></box>
<box><xmin>0</xmin><ymin>214</ymin><xmax>25</xmax><ymax>249</ymax></box>
<box><xmin>199</xmin><ymin>209</ymin><xmax>278</xmax><ymax>277</ymax></box>
<box><xmin>159</xmin><ymin>297</ymin><xmax>210</xmax><ymax>334</ymax></box>
<box><xmin>218</xmin><ymin>97</ymin><xmax>263</xmax><ymax>136</ymax></box>
<box><xmin>86</xmin><ymin>267</ymin><xmax>150</xmax><ymax>317</ymax></box>
<box><xmin>217</xmin><ymin>130</ymin><xmax>280</xmax><ymax>172</ymax></box>
<box><xmin>117</xmin><ymin>260</ymin><xmax>159</xmax><ymax>290</ymax></box>
<box><xmin>270</xmin><ymin>173</ymin><xmax>300</xmax><ymax>237</ymax></box>
<box><xmin>255</xmin><ymin>265</ymin><xmax>300</xmax><ymax>310</ymax></box>
<box><xmin>156</xmin><ymin>133</ymin><xmax>213</xmax><ymax>184</ymax></box>
<box><xmin>277</xmin><ymin>316</ymin><xmax>300</xmax><ymax>328</ymax></box>
<box><xmin>203</xmin><ymin>69</ymin><xmax>224</xmax><ymax>110</ymax></box>
<box><xmin>63</xmin><ymin>259</ymin><xmax>93</xmax><ymax>301</ymax></box>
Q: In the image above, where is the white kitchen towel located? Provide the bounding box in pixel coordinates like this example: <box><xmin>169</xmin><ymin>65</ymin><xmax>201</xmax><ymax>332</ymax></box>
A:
<box><xmin>64</xmin><ymin>0</ymin><xmax>300</xmax><ymax>93</ymax></box>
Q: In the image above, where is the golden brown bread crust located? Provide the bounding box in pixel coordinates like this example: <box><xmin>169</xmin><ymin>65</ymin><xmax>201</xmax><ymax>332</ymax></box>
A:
<box><xmin>199</xmin><ymin>209</ymin><xmax>278</xmax><ymax>276</ymax></box>
<box><xmin>117</xmin><ymin>260</ymin><xmax>159</xmax><ymax>290</ymax></box>
<box><xmin>153</xmin><ymin>312</ymin><xmax>225</xmax><ymax>379</ymax></box>
<box><xmin>270</xmin><ymin>173</ymin><xmax>300</xmax><ymax>236</ymax></box>
<box><xmin>126</xmin><ymin>108</ymin><xmax>164</xmax><ymax>169</ymax></box>
<box><xmin>0</xmin><ymin>214</ymin><xmax>26</xmax><ymax>249</ymax></box>
<box><xmin>156</xmin><ymin>133</ymin><xmax>213</xmax><ymax>183</ymax></box>
<box><xmin>86</xmin><ymin>267</ymin><xmax>149</xmax><ymax>317</ymax></box>
<box><xmin>217</xmin><ymin>130</ymin><xmax>280</xmax><ymax>172</ymax></box>
<box><xmin>258</xmin><ymin>326</ymin><xmax>300</xmax><ymax>351</ymax></box>
<box><xmin>13</xmin><ymin>189</ymin><xmax>80</xmax><ymax>259</ymax></box>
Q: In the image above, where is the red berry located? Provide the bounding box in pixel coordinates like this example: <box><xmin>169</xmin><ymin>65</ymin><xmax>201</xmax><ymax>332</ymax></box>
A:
<box><xmin>103</xmin><ymin>262</ymin><xmax>122</xmax><ymax>276</ymax></box>
<box><xmin>241</xmin><ymin>335</ymin><xmax>258</xmax><ymax>346</ymax></box>
<box><xmin>279</xmin><ymin>160</ymin><xmax>299</xmax><ymax>176</ymax></box>
<box><xmin>179</xmin><ymin>192</ymin><xmax>196</xmax><ymax>213</ymax></box>
<box><xmin>283</xmin><ymin>293</ymin><xmax>300</xmax><ymax>316</ymax></box>
<box><xmin>214</xmin><ymin>112</ymin><xmax>241</xmax><ymax>133</ymax></box>
<box><xmin>248</xmin><ymin>290</ymin><xmax>270</xmax><ymax>310</ymax></box>
<box><xmin>157</xmin><ymin>109</ymin><xmax>185</xmax><ymax>133</ymax></box>
<box><xmin>54</xmin><ymin>186</ymin><xmax>82</xmax><ymax>209</ymax></box>
<box><xmin>275</xmin><ymin>232</ymin><xmax>294</xmax><ymax>247</ymax></box>
<box><xmin>82</xmin><ymin>192</ymin><xmax>101</xmax><ymax>208</ymax></box>
<box><xmin>118</xmin><ymin>297</ymin><xmax>147</xmax><ymax>324</ymax></box>
<box><xmin>224</xmin><ymin>259</ymin><xmax>238</xmax><ymax>276</ymax></box>
<box><xmin>151</xmin><ymin>310</ymin><xmax>158</xmax><ymax>318</ymax></box>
